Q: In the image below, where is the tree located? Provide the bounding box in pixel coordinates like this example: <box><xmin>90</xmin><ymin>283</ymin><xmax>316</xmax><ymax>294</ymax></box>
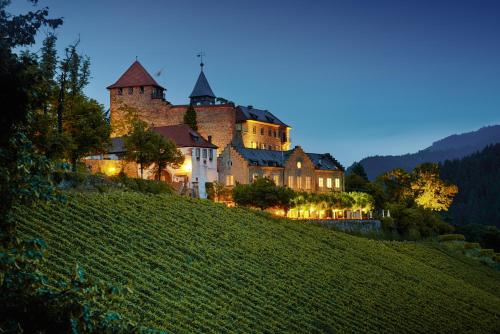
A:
<box><xmin>56</xmin><ymin>38</ymin><xmax>90</xmax><ymax>133</ymax></box>
<box><xmin>183</xmin><ymin>105</ymin><xmax>198</xmax><ymax>131</ymax></box>
<box><xmin>233</xmin><ymin>178</ymin><xmax>291</xmax><ymax>211</ymax></box>
<box><xmin>123</xmin><ymin>119</ymin><xmax>156</xmax><ymax>179</ymax></box>
<box><xmin>350</xmin><ymin>162</ymin><xmax>368</xmax><ymax>181</ymax></box>
<box><xmin>149</xmin><ymin>132</ymin><xmax>184</xmax><ymax>181</ymax></box>
<box><xmin>64</xmin><ymin>97</ymin><xmax>111</xmax><ymax>171</ymax></box>
<box><xmin>275</xmin><ymin>186</ymin><xmax>295</xmax><ymax>216</ymax></box>
<box><xmin>411</xmin><ymin>163</ymin><xmax>458</xmax><ymax>211</ymax></box>
<box><xmin>376</xmin><ymin>168</ymin><xmax>413</xmax><ymax>204</ymax></box>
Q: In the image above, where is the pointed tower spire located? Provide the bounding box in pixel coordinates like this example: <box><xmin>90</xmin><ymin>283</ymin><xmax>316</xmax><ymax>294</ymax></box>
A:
<box><xmin>190</xmin><ymin>52</ymin><xmax>216</xmax><ymax>105</ymax></box>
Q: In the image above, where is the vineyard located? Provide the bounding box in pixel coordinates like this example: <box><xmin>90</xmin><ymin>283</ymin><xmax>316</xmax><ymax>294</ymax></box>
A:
<box><xmin>14</xmin><ymin>191</ymin><xmax>500</xmax><ymax>333</ymax></box>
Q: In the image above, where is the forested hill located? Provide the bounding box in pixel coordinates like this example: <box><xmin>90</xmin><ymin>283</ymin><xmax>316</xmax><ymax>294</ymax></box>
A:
<box><xmin>358</xmin><ymin>125</ymin><xmax>500</xmax><ymax>180</ymax></box>
<box><xmin>440</xmin><ymin>144</ymin><xmax>500</xmax><ymax>228</ymax></box>
<box><xmin>15</xmin><ymin>192</ymin><xmax>500</xmax><ymax>333</ymax></box>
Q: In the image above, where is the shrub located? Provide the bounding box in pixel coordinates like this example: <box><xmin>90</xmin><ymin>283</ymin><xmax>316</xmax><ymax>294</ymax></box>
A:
<box><xmin>464</xmin><ymin>242</ymin><xmax>480</xmax><ymax>250</ymax></box>
<box><xmin>381</xmin><ymin>217</ymin><xmax>395</xmax><ymax>232</ymax></box>
<box><xmin>112</xmin><ymin>174</ymin><xmax>172</xmax><ymax>194</ymax></box>
<box><xmin>438</xmin><ymin>234</ymin><xmax>466</xmax><ymax>242</ymax></box>
<box><xmin>479</xmin><ymin>249</ymin><xmax>495</xmax><ymax>257</ymax></box>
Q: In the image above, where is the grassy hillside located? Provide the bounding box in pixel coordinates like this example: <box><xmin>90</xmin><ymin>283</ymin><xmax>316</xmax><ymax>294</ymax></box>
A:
<box><xmin>14</xmin><ymin>192</ymin><xmax>500</xmax><ymax>333</ymax></box>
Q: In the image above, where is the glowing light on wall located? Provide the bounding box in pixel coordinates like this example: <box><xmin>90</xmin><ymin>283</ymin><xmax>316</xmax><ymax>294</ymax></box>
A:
<box><xmin>180</xmin><ymin>157</ymin><xmax>192</xmax><ymax>174</ymax></box>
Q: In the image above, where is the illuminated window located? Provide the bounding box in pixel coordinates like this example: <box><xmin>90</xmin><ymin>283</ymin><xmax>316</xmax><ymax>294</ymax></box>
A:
<box><xmin>327</xmin><ymin>178</ymin><xmax>332</xmax><ymax>188</ymax></box>
<box><xmin>288</xmin><ymin>175</ymin><xmax>294</xmax><ymax>188</ymax></box>
<box><xmin>296</xmin><ymin>176</ymin><xmax>302</xmax><ymax>189</ymax></box>
<box><xmin>273</xmin><ymin>174</ymin><xmax>280</xmax><ymax>185</ymax></box>
<box><xmin>226</xmin><ymin>175</ymin><xmax>234</xmax><ymax>186</ymax></box>
<box><xmin>318</xmin><ymin>177</ymin><xmax>324</xmax><ymax>188</ymax></box>
<box><xmin>253</xmin><ymin>126</ymin><xmax>256</xmax><ymax>134</ymax></box>
<box><xmin>261</xmin><ymin>143</ymin><xmax>265</xmax><ymax>149</ymax></box>
<box><xmin>305</xmin><ymin>176</ymin><xmax>311</xmax><ymax>189</ymax></box>
<box><xmin>297</xmin><ymin>161</ymin><xmax>302</xmax><ymax>169</ymax></box>
<box><xmin>335</xmin><ymin>177</ymin><xmax>340</xmax><ymax>188</ymax></box>
<box><xmin>251</xmin><ymin>141</ymin><xmax>257</xmax><ymax>149</ymax></box>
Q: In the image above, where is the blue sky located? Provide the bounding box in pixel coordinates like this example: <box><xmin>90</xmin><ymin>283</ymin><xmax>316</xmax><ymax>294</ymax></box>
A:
<box><xmin>11</xmin><ymin>0</ymin><xmax>500</xmax><ymax>165</ymax></box>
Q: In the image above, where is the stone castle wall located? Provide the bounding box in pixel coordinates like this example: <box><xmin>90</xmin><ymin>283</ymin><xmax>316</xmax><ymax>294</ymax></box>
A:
<box><xmin>109</xmin><ymin>87</ymin><xmax>235</xmax><ymax>153</ymax></box>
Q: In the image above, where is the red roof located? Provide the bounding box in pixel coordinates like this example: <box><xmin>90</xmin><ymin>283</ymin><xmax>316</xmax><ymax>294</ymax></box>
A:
<box><xmin>107</xmin><ymin>61</ymin><xmax>164</xmax><ymax>89</ymax></box>
<box><xmin>152</xmin><ymin>124</ymin><xmax>217</xmax><ymax>149</ymax></box>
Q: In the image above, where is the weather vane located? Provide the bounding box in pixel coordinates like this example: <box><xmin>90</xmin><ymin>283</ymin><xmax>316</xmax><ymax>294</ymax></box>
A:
<box><xmin>197</xmin><ymin>51</ymin><xmax>206</xmax><ymax>69</ymax></box>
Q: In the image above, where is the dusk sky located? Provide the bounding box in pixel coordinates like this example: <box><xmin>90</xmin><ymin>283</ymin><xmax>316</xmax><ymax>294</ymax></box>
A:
<box><xmin>12</xmin><ymin>0</ymin><xmax>500</xmax><ymax>165</ymax></box>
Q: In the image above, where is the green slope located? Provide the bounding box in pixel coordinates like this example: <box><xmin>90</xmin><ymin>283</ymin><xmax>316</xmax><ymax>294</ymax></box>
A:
<box><xmin>15</xmin><ymin>192</ymin><xmax>500</xmax><ymax>333</ymax></box>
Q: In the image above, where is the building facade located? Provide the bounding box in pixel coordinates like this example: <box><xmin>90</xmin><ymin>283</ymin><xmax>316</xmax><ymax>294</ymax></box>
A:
<box><xmin>219</xmin><ymin>145</ymin><xmax>344</xmax><ymax>192</ymax></box>
<box><xmin>105</xmin><ymin>59</ymin><xmax>344</xmax><ymax>195</ymax></box>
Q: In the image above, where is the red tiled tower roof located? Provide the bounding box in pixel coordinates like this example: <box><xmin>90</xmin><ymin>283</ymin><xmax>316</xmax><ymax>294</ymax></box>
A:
<box><xmin>107</xmin><ymin>61</ymin><xmax>164</xmax><ymax>89</ymax></box>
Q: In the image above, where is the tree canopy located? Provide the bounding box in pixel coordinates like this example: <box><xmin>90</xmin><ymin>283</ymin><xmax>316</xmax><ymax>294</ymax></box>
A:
<box><xmin>183</xmin><ymin>105</ymin><xmax>198</xmax><ymax>131</ymax></box>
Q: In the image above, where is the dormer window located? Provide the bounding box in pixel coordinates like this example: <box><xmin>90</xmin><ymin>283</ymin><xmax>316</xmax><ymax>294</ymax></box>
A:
<box><xmin>128</xmin><ymin>87</ymin><xmax>133</xmax><ymax>95</ymax></box>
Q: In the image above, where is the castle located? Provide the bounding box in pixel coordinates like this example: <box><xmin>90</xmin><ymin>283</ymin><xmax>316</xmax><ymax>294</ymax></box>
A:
<box><xmin>103</xmin><ymin>59</ymin><xmax>344</xmax><ymax>197</ymax></box>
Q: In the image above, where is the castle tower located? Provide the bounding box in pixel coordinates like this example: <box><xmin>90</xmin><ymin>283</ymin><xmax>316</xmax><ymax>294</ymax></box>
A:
<box><xmin>189</xmin><ymin>62</ymin><xmax>216</xmax><ymax>106</ymax></box>
<box><xmin>107</xmin><ymin>60</ymin><xmax>168</xmax><ymax>136</ymax></box>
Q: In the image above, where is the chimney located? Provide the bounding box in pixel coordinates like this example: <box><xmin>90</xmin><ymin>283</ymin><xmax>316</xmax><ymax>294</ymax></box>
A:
<box><xmin>208</xmin><ymin>135</ymin><xmax>212</xmax><ymax>143</ymax></box>
<box><xmin>247</xmin><ymin>105</ymin><xmax>253</xmax><ymax>109</ymax></box>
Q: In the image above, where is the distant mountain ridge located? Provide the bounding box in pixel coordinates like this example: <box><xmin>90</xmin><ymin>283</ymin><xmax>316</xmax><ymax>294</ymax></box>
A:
<box><xmin>358</xmin><ymin>125</ymin><xmax>500</xmax><ymax>180</ymax></box>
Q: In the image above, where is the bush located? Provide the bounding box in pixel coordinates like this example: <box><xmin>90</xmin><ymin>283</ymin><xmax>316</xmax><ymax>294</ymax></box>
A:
<box><xmin>464</xmin><ymin>242</ymin><xmax>480</xmax><ymax>250</ymax></box>
<box><xmin>438</xmin><ymin>234</ymin><xmax>466</xmax><ymax>242</ymax></box>
<box><xmin>385</xmin><ymin>203</ymin><xmax>454</xmax><ymax>240</ymax></box>
<box><xmin>381</xmin><ymin>217</ymin><xmax>395</xmax><ymax>231</ymax></box>
<box><xmin>479</xmin><ymin>249</ymin><xmax>495</xmax><ymax>257</ymax></box>
<box><xmin>112</xmin><ymin>174</ymin><xmax>172</xmax><ymax>194</ymax></box>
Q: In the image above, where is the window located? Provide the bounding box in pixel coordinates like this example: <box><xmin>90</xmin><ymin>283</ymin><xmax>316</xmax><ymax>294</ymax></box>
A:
<box><xmin>128</xmin><ymin>87</ymin><xmax>133</xmax><ymax>95</ymax></box>
<box><xmin>209</xmin><ymin>149</ymin><xmax>213</xmax><ymax>160</ymax></box>
<box><xmin>288</xmin><ymin>175</ymin><xmax>294</xmax><ymax>188</ymax></box>
<box><xmin>268</xmin><ymin>145</ymin><xmax>272</xmax><ymax>150</ymax></box>
<box><xmin>253</xmin><ymin>126</ymin><xmax>256</xmax><ymax>134</ymax></box>
<box><xmin>202</xmin><ymin>149</ymin><xmax>207</xmax><ymax>159</ymax></box>
<box><xmin>274</xmin><ymin>130</ymin><xmax>277</xmax><ymax>137</ymax></box>
<box><xmin>296</xmin><ymin>161</ymin><xmax>302</xmax><ymax>169</ymax></box>
<box><xmin>296</xmin><ymin>176</ymin><xmax>302</xmax><ymax>189</ymax></box>
<box><xmin>327</xmin><ymin>178</ymin><xmax>332</xmax><ymax>188</ymax></box>
<box><xmin>268</xmin><ymin>129</ymin><xmax>272</xmax><ymax>136</ymax></box>
<box><xmin>251</xmin><ymin>141</ymin><xmax>256</xmax><ymax>149</ymax></box>
<box><xmin>226</xmin><ymin>175</ymin><xmax>234</xmax><ymax>186</ymax></box>
<box><xmin>260</xmin><ymin>127</ymin><xmax>264</xmax><ymax>135</ymax></box>
<box><xmin>305</xmin><ymin>176</ymin><xmax>311</xmax><ymax>190</ymax></box>
<box><xmin>273</xmin><ymin>175</ymin><xmax>280</xmax><ymax>185</ymax></box>
<box><xmin>118</xmin><ymin>88</ymin><xmax>123</xmax><ymax>95</ymax></box>
<box><xmin>195</xmin><ymin>148</ymin><xmax>200</xmax><ymax>159</ymax></box>
<box><xmin>261</xmin><ymin>143</ymin><xmax>265</xmax><ymax>149</ymax></box>
<box><xmin>335</xmin><ymin>177</ymin><xmax>341</xmax><ymax>188</ymax></box>
<box><xmin>318</xmin><ymin>177</ymin><xmax>324</xmax><ymax>188</ymax></box>
<box><xmin>140</xmin><ymin>86</ymin><xmax>144</xmax><ymax>94</ymax></box>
